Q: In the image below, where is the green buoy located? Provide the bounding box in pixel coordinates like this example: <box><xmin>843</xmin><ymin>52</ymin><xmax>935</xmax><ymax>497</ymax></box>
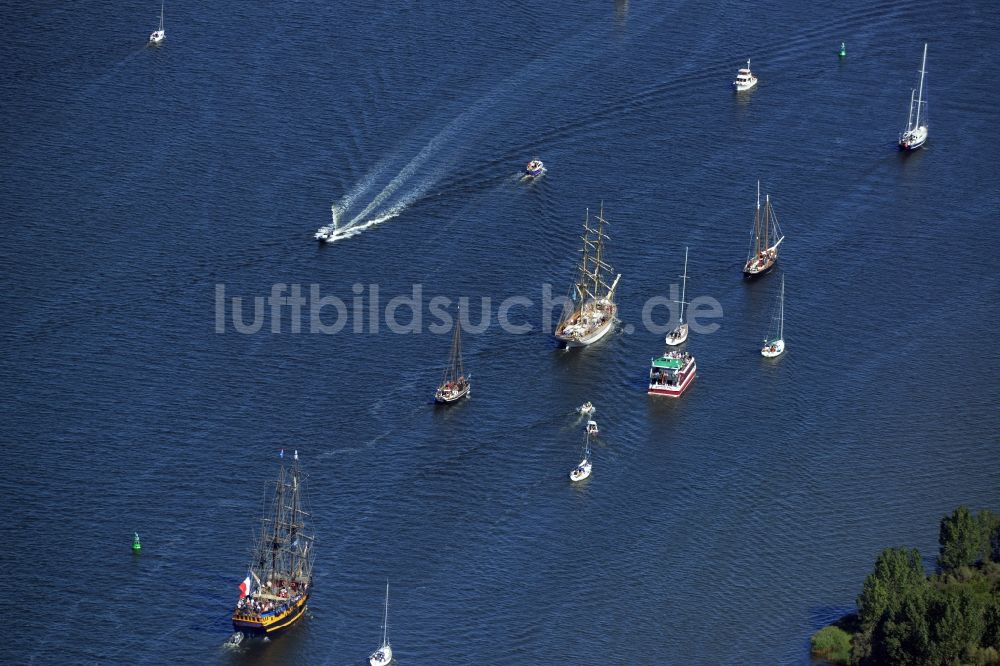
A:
<box><xmin>132</xmin><ymin>532</ymin><xmax>141</xmax><ymax>553</ymax></box>
<box><xmin>838</xmin><ymin>42</ymin><xmax>846</xmax><ymax>58</ymax></box>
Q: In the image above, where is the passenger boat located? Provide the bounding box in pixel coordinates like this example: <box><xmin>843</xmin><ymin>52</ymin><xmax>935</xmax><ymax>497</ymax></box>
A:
<box><xmin>554</xmin><ymin>204</ymin><xmax>622</xmax><ymax>348</ymax></box>
<box><xmin>732</xmin><ymin>58</ymin><xmax>757</xmax><ymax>91</ymax></box>
<box><xmin>569</xmin><ymin>432</ymin><xmax>593</xmax><ymax>482</ymax></box>
<box><xmin>435</xmin><ymin>308</ymin><xmax>470</xmax><ymax>404</ymax></box>
<box><xmin>761</xmin><ymin>275</ymin><xmax>786</xmax><ymax>358</ymax></box>
<box><xmin>899</xmin><ymin>43</ymin><xmax>929</xmax><ymax>151</ymax></box>
<box><xmin>231</xmin><ymin>451</ymin><xmax>314</xmax><ymax>640</ymax></box>
<box><xmin>525</xmin><ymin>159</ymin><xmax>545</xmax><ymax>177</ymax></box>
<box><xmin>742</xmin><ymin>180</ymin><xmax>784</xmax><ymax>279</ymax></box>
<box><xmin>148</xmin><ymin>3</ymin><xmax>165</xmax><ymax>44</ymax></box>
<box><xmin>369</xmin><ymin>581</ymin><xmax>393</xmax><ymax>666</ymax></box>
<box><xmin>665</xmin><ymin>246</ymin><xmax>690</xmax><ymax>346</ymax></box>
<box><xmin>648</xmin><ymin>350</ymin><xmax>696</xmax><ymax>397</ymax></box>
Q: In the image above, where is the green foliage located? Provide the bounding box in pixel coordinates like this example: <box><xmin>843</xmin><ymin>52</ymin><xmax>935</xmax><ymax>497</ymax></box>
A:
<box><xmin>836</xmin><ymin>508</ymin><xmax>1000</xmax><ymax>665</ymax></box>
<box><xmin>857</xmin><ymin>547</ymin><xmax>926</xmax><ymax>632</ymax></box>
<box><xmin>811</xmin><ymin>625</ymin><xmax>852</xmax><ymax>664</ymax></box>
<box><xmin>939</xmin><ymin>506</ymin><xmax>990</xmax><ymax>571</ymax></box>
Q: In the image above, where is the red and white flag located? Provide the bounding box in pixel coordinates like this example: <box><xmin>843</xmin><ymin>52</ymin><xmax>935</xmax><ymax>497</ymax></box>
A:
<box><xmin>239</xmin><ymin>575</ymin><xmax>252</xmax><ymax>599</ymax></box>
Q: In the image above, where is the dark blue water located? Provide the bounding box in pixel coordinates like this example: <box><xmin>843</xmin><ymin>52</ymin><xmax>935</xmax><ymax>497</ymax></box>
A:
<box><xmin>3</xmin><ymin>1</ymin><xmax>999</xmax><ymax>663</ymax></box>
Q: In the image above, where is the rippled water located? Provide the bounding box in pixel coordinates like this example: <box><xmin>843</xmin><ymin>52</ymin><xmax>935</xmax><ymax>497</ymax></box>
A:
<box><xmin>3</xmin><ymin>1</ymin><xmax>999</xmax><ymax>663</ymax></box>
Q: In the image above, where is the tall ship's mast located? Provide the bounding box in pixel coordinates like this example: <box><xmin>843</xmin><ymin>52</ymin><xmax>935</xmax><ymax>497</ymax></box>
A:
<box><xmin>743</xmin><ymin>181</ymin><xmax>784</xmax><ymax>280</ymax></box>
<box><xmin>232</xmin><ymin>451</ymin><xmax>314</xmax><ymax>640</ymax></box>
<box><xmin>555</xmin><ymin>203</ymin><xmax>622</xmax><ymax>348</ymax></box>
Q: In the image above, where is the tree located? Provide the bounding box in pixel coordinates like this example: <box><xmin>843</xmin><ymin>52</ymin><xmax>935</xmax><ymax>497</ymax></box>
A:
<box><xmin>878</xmin><ymin>586</ymin><xmax>932</xmax><ymax>665</ymax></box>
<box><xmin>858</xmin><ymin>547</ymin><xmax>927</xmax><ymax>631</ymax></box>
<box><xmin>939</xmin><ymin>506</ymin><xmax>988</xmax><ymax>571</ymax></box>
<box><xmin>978</xmin><ymin>509</ymin><xmax>1000</xmax><ymax>563</ymax></box>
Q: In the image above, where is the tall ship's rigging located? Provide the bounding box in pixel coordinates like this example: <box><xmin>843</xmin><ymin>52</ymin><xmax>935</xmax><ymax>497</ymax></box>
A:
<box><xmin>554</xmin><ymin>204</ymin><xmax>622</xmax><ymax>348</ymax></box>
<box><xmin>231</xmin><ymin>451</ymin><xmax>314</xmax><ymax>640</ymax></box>
<box><xmin>742</xmin><ymin>180</ymin><xmax>784</xmax><ymax>279</ymax></box>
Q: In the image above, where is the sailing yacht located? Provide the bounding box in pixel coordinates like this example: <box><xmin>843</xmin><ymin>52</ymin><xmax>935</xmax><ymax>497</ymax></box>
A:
<box><xmin>665</xmin><ymin>247</ymin><xmax>690</xmax><ymax>346</ymax></box>
<box><xmin>732</xmin><ymin>58</ymin><xmax>757</xmax><ymax>91</ymax></box>
<box><xmin>742</xmin><ymin>181</ymin><xmax>784</xmax><ymax>279</ymax></box>
<box><xmin>761</xmin><ymin>275</ymin><xmax>786</xmax><ymax>357</ymax></box>
<box><xmin>554</xmin><ymin>204</ymin><xmax>622</xmax><ymax>348</ymax></box>
<box><xmin>434</xmin><ymin>310</ymin><xmax>470</xmax><ymax>404</ymax></box>
<box><xmin>899</xmin><ymin>43</ymin><xmax>929</xmax><ymax>151</ymax></box>
<box><xmin>369</xmin><ymin>582</ymin><xmax>393</xmax><ymax>666</ymax></box>
<box><xmin>231</xmin><ymin>451</ymin><xmax>314</xmax><ymax>640</ymax></box>
<box><xmin>569</xmin><ymin>432</ymin><xmax>593</xmax><ymax>482</ymax></box>
<box><xmin>148</xmin><ymin>3</ymin><xmax>165</xmax><ymax>44</ymax></box>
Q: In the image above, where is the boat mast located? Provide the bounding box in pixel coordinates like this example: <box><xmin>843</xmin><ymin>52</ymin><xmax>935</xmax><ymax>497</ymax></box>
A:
<box><xmin>906</xmin><ymin>89</ymin><xmax>915</xmax><ymax>132</ymax></box>
<box><xmin>382</xmin><ymin>581</ymin><xmax>390</xmax><ymax>646</ymax></box>
<box><xmin>592</xmin><ymin>203</ymin><xmax>605</xmax><ymax>300</ymax></box>
<box><xmin>779</xmin><ymin>275</ymin><xmax>785</xmax><ymax>339</ymax></box>
<box><xmin>763</xmin><ymin>194</ymin><xmax>770</xmax><ymax>250</ymax></box>
<box><xmin>754</xmin><ymin>180</ymin><xmax>761</xmax><ymax>255</ymax></box>
<box><xmin>914</xmin><ymin>43</ymin><xmax>927</xmax><ymax>128</ymax></box>
<box><xmin>577</xmin><ymin>209</ymin><xmax>591</xmax><ymax>302</ymax></box>
<box><xmin>159</xmin><ymin>2</ymin><xmax>164</xmax><ymax>31</ymax></box>
<box><xmin>678</xmin><ymin>246</ymin><xmax>688</xmax><ymax>324</ymax></box>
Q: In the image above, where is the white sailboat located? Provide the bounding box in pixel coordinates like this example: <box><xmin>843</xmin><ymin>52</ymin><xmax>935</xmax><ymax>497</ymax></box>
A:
<box><xmin>369</xmin><ymin>581</ymin><xmax>393</xmax><ymax>666</ymax></box>
<box><xmin>148</xmin><ymin>3</ymin><xmax>165</xmax><ymax>44</ymax></box>
<box><xmin>899</xmin><ymin>43</ymin><xmax>928</xmax><ymax>151</ymax></box>
<box><xmin>569</xmin><ymin>433</ymin><xmax>593</xmax><ymax>482</ymax></box>
<box><xmin>761</xmin><ymin>275</ymin><xmax>785</xmax><ymax>358</ymax></box>
<box><xmin>665</xmin><ymin>246</ymin><xmax>690</xmax><ymax>346</ymax></box>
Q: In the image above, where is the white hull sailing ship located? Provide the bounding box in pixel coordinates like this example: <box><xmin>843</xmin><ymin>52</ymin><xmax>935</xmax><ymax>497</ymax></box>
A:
<box><xmin>369</xmin><ymin>581</ymin><xmax>393</xmax><ymax>666</ymax></box>
<box><xmin>743</xmin><ymin>181</ymin><xmax>784</xmax><ymax>279</ymax></box>
<box><xmin>554</xmin><ymin>204</ymin><xmax>622</xmax><ymax>348</ymax></box>
<box><xmin>898</xmin><ymin>43</ymin><xmax>928</xmax><ymax>151</ymax></box>
<box><xmin>569</xmin><ymin>431</ymin><xmax>593</xmax><ymax>482</ymax></box>
<box><xmin>231</xmin><ymin>451</ymin><xmax>314</xmax><ymax>640</ymax></box>
<box><xmin>148</xmin><ymin>3</ymin><xmax>165</xmax><ymax>44</ymax></box>
<box><xmin>761</xmin><ymin>275</ymin><xmax>786</xmax><ymax>358</ymax></box>
<box><xmin>665</xmin><ymin>246</ymin><xmax>690</xmax><ymax>346</ymax></box>
<box><xmin>435</xmin><ymin>308</ymin><xmax>470</xmax><ymax>404</ymax></box>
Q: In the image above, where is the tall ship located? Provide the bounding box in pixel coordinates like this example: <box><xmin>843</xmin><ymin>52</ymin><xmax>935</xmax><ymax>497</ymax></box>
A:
<box><xmin>554</xmin><ymin>204</ymin><xmax>622</xmax><ymax>348</ymax></box>
<box><xmin>898</xmin><ymin>43</ymin><xmax>929</xmax><ymax>151</ymax></box>
<box><xmin>231</xmin><ymin>451</ymin><xmax>314</xmax><ymax>640</ymax></box>
<box><xmin>435</xmin><ymin>307</ymin><xmax>470</xmax><ymax>404</ymax></box>
<box><xmin>742</xmin><ymin>180</ymin><xmax>784</xmax><ymax>279</ymax></box>
<box><xmin>648</xmin><ymin>350</ymin><xmax>696</xmax><ymax>397</ymax></box>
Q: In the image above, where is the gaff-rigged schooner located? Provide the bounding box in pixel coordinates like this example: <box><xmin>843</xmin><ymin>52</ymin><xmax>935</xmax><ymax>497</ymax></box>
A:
<box><xmin>231</xmin><ymin>451</ymin><xmax>314</xmax><ymax>639</ymax></box>
<box><xmin>743</xmin><ymin>180</ymin><xmax>784</xmax><ymax>279</ymax></box>
<box><xmin>435</xmin><ymin>307</ymin><xmax>470</xmax><ymax>404</ymax></box>
<box><xmin>554</xmin><ymin>204</ymin><xmax>622</xmax><ymax>347</ymax></box>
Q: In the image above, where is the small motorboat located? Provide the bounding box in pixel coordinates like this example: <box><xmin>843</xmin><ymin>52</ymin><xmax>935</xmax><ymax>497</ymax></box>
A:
<box><xmin>577</xmin><ymin>401</ymin><xmax>595</xmax><ymax>416</ymax></box>
<box><xmin>525</xmin><ymin>159</ymin><xmax>545</xmax><ymax>177</ymax></box>
<box><xmin>732</xmin><ymin>58</ymin><xmax>757</xmax><ymax>92</ymax></box>
<box><xmin>586</xmin><ymin>420</ymin><xmax>599</xmax><ymax>436</ymax></box>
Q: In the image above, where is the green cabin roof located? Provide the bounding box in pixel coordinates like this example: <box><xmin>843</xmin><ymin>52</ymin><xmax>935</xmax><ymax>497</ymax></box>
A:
<box><xmin>651</xmin><ymin>356</ymin><xmax>684</xmax><ymax>369</ymax></box>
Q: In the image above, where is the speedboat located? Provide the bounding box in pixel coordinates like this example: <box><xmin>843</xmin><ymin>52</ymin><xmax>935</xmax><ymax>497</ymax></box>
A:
<box><xmin>525</xmin><ymin>159</ymin><xmax>545</xmax><ymax>177</ymax></box>
<box><xmin>586</xmin><ymin>420</ymin><xmax>599</xmax><ymax>436</ymax></box>
<box><xmin>577</xmin><ymin>401</ymin><xmax>595</xmax><ymax>416</ymax></box>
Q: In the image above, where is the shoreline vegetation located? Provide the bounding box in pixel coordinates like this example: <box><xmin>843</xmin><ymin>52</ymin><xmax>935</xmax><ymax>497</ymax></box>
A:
<box><xmin>811</xmin><ymin>506</ymin><xmax>1000</xmax><ymax>665</ymax></box>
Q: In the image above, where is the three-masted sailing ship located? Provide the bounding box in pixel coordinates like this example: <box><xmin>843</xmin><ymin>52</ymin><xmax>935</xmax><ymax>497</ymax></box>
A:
<box><xmin>554</xmin><ymin>204</ymin><xmax>622</xmax><ymax>347</ymax></box>
<box><xmin>435</xmin><ymin>309</ymin><xmax>470</xmax><ymax>404</ymax></box>
<box><xmin>231</xmin><ymin>451</ymin><xmax>314</xmax><ymax>639</ymax></box>
<box><xmin>742</xmin><ymin>181</ymin><xmax>784</xmax><ymax>279</ymax></box>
